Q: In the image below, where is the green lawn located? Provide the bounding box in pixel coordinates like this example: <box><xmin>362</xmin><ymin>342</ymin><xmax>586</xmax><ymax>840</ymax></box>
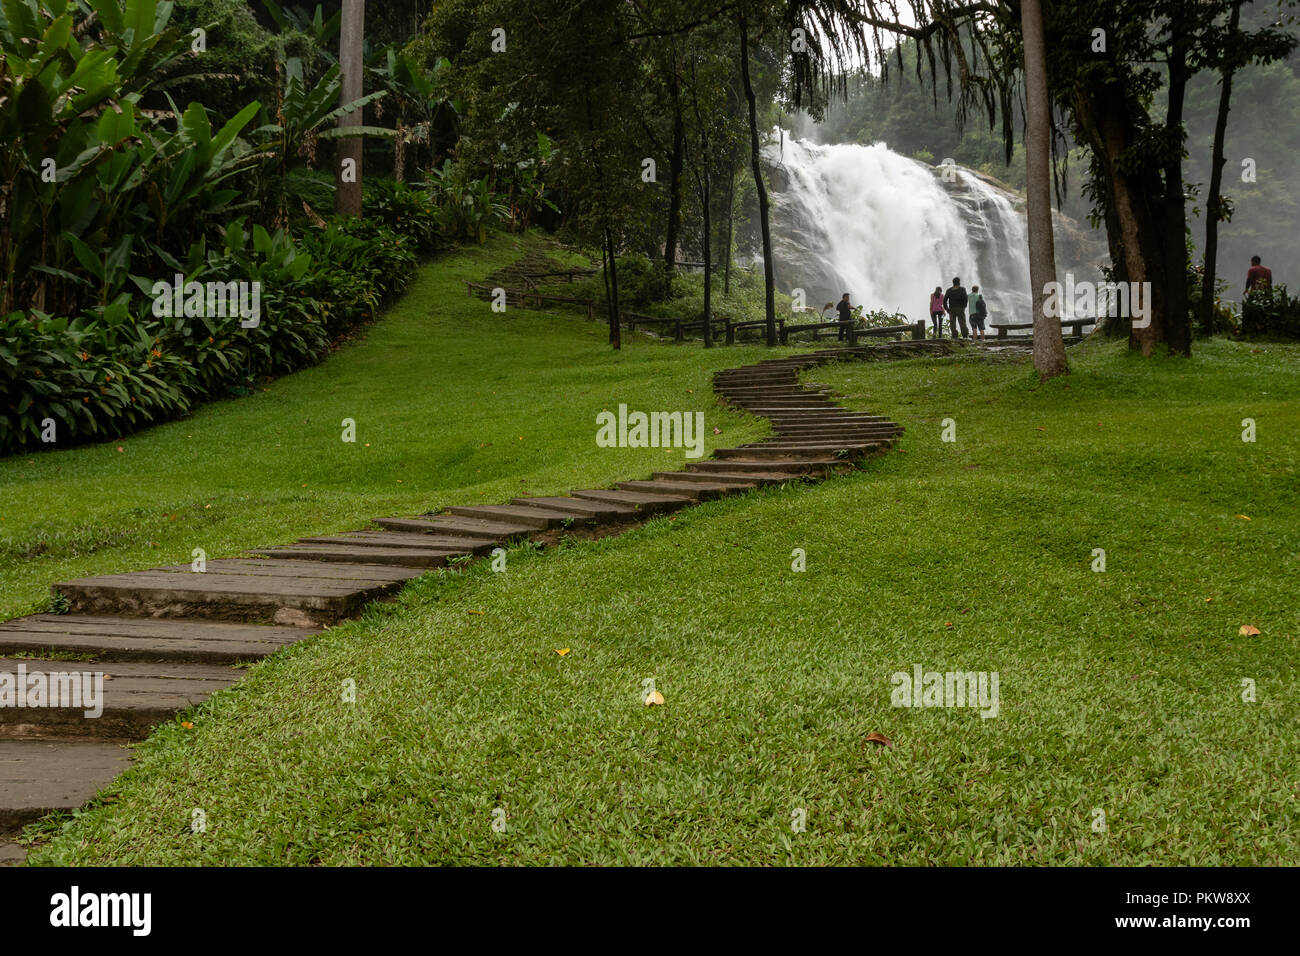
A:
<box><xmin>0</xmin><ymin>232</ymin><xmax>776</xmax><ymax>621</ymax></box>
<box><xmin>14</xmin><ymin>263</ymin><xmax>1300</xmax><ymax>864</ymax></box>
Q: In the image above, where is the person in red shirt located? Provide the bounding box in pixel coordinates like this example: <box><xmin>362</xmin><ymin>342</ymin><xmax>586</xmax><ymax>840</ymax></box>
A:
<box><xmin>1245</xmin><ymin>256</ymin><xmax>1272</xmax><ymax>294</ymax></box>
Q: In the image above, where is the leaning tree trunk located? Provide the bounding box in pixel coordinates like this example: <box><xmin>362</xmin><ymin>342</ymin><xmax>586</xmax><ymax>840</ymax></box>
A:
<box><xmin>1201</xmin><ymin>0</ymin><xmax>1244</xmax><ymax>336</ymax></box>
<box><xmin>1020</xmin><ymin>0</ymin><xmax>1067</xmax><ymax>379</ymax></box>
<box><xmin>739</xmin><ymin>11</ymin><xmax>777</xmax><ymax>346</ymax></box>
<box><xmin>1071</xmin><ymin>78</ymin><xmax>1168</xmax><ymax>355</ymax></box>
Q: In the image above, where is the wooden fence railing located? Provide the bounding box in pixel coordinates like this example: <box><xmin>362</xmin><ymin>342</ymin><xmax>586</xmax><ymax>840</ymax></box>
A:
<box><xmin>466</xmin><ymin>281</ymin><xmax>924</xmax><ymax>347</ymax></box>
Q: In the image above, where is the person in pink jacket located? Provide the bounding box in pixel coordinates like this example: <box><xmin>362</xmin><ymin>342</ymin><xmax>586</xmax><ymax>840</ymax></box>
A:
<box><xmin>929</xmin><ymin>287</ymin><xmax>945</xmax><ymax>337</ymax></box>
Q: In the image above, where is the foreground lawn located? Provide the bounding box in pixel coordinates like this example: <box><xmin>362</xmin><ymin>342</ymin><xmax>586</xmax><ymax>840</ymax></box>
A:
<box><xmin>0</xmin><ymin>232</ymin><xmax>774</xmax><ymax>620</ymax></box>
<box><xmin>24</xmin><ymin>336</ymin><xmax>1299</xmax><ymax>865</ymax></box>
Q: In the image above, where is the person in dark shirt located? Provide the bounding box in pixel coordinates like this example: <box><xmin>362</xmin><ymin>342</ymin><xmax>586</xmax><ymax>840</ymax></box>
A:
<box><xmin>835</xmin><ymin>293</ymin><xmax>853</xmax><ymax>341</ymax></box>
<box><xmin>1245</xmin><ymin>256</ymin><xmax>1272</xmax><ymax>294</ymax></box>
<box><xmin>942</xmin><ymin>277</ymin><xmax>969</xmax><ymax>339</ymax></box>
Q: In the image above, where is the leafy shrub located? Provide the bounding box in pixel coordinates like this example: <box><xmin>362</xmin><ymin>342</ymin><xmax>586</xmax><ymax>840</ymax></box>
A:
<box><xmin>1239</xmin><ymin>283</ymin><xmax>1300</xmax><ymax>339</ymax></box>
<box><xmin>364</xmin><ymin>180</ymin><xmax>450</xmax><ymax>256</ymax></box>
<box><xmin>2</xmin><ymin>220</ymin><xmax>423</xmax><ymax>455</ymax></box>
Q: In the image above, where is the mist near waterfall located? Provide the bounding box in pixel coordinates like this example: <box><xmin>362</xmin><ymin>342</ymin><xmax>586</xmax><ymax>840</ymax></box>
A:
<box><xmin>765</xmin><ymin>135</ymin><xmax>1099</xmax><ymax>324</ymax></box>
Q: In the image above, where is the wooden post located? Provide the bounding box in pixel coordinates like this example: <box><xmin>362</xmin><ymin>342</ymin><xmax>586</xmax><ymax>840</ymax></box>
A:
<box><xmin>913</xmin><ymin>320</ymin><xmax>925</xmax><ymax>340</ymax></box>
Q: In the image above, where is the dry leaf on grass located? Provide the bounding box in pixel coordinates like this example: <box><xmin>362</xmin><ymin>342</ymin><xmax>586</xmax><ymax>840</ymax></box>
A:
<box><xmin>555</xmin><ymin>648</ymin><xmax>570</xmax><ymax>656</ymax></box>
<box><xmin>644</xmin><ymin>690</ymin><xmax>665</xmax><ymax>707</ymax></box>
<box><xmin>865</xmin><ymin>732</ymin><xmax>894</xmax><ymax>749</ymax></box>
<box><xmin>1239</xmin><ymin>625</ymin><xmax>1260</xmax><ymax>636</ymax></box>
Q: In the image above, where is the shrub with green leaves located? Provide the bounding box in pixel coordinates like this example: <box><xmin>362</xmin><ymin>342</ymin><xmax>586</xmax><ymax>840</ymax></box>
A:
<box><xmin>1239</xmin><ymin>283</ymin><xmax>1300</xmax><ymax>339</ymax></box>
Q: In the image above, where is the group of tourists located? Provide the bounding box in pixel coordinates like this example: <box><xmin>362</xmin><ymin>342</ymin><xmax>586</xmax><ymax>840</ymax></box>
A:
<box><xmin>929</xmin><ymin>278</ymin><xmax>988</xmax><ymax>342</ymax></box>
<box><xmin>832</xmin><ymin>276</ymin><xmax>991</xmax><ymax>343</ymax></box>
<box><xmin>828</xmin><ymin>255</ymin><xmax>1275</xmax><ymax>347</ymax></box>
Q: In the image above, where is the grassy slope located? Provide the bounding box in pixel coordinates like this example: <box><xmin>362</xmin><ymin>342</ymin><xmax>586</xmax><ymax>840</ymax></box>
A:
<box><xmin>0</xmin><ymin>232</ymin><xmax>775</xmax><ymax>620</ymax></box>
<box><xmin>22</xmin><ymin>329</ymin><xmax>1299</xmax><ymax>865</ymax></box>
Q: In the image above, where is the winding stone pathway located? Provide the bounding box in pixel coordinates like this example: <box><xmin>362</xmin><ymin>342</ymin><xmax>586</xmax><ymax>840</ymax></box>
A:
<box><xmin>0</xmin><ymin>342</ymin><xmax>930</xmax><ymax>863</ymax></box>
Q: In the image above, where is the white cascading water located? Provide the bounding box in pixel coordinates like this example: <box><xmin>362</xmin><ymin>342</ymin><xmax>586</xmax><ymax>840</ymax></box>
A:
<box><xmin>766</xmin><ymin>135</ymin><xmax>1034</xmax><ymax>323</ymax></box>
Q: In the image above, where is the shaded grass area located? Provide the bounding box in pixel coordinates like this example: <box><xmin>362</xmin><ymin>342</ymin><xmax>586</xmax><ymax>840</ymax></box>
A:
<box><xmin>0</xmin><ymin>232</ymin><xmax>778</xmax><ymax>620</ymax></box>
<box><xmin>24</xmin><ymin>336</ymin><xmax>1300</xmax><ymax>865</ymax></box>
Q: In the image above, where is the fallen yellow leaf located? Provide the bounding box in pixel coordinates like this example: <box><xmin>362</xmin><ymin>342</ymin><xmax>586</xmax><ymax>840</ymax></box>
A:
<box><xmin>1236</xmin><ymin>514</ymin><xmax>1251</xmax><ymax>521</ymax></box>
<box><xmin>644</xmin><ymin>690</ymin><xmax>665</xmax><ymax>707</ymax></box>
<box><xmin>468</xmin><ymin>609</ymin><xmax>484</xmax><ymax>615</ymax></box>
<box><xmin>181</xmin><ymin>721</ymin><xmax>194</xmax><ymax>729</ymax></box>
<box><xmin>1239</xmin><ymin>625</ymin><xmax>1260</xmax><ymax>636</ymax></box>
<box><xmin>555</xmin><ymin>648</ymin><xmax>570</xmax><ymax>656</ymax></box>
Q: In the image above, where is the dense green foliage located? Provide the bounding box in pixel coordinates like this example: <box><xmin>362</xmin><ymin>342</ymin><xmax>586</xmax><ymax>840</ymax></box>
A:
<box><xmin>0</xmin><ymin>0</ymin><xmax>468</xmax><ymax>454</ymax></box>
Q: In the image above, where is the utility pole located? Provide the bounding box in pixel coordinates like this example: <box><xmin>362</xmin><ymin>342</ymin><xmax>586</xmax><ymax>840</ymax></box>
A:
<box><xmin>335</xmin><ymin>0</ymin><xmax>365</xmax><ymax>217</ymax></box>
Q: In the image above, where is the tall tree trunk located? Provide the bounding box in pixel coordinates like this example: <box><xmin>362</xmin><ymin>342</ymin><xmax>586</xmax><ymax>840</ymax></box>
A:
<box><xmin>664</xmin><ymin>66</ymin><xmax>685</xmax><ymax>297</ymax></box>
<box><xmin>723</xmin><ymin>168</ymin><xmax>735</xmax><ymax>296</ymax></box>
<box><xmin>1201</xmin><ymin>0</ymin><xmax>1243</xmax><ymax>336</ymax></box>
<box><xmin>1162</xmin><ymin>36</ymin><xmax>1192</xmax><ymax>357</ymax></box>
<box><xmin>1020</xmin><ymin>0</ymin><xmax>1067</xmax><ymax>379</ymax></box>
<box><xmin>701</xmin><ymin>148</ymin><xmax>713</xmax><ymax>348</ymax></box>
<box><xmin>739</xmin><ymin>11</ymin><xmax>777</xmax><ymax>346</ymax></box>
<box><xmin>335</xmin><ymin>0</ymin><xmax>365</xmax><ymax>217</ymax></box>
<box><xmin>605</xmin><ymin>226</ymin><xmax>622</xmax><ymax>349</ymax></box>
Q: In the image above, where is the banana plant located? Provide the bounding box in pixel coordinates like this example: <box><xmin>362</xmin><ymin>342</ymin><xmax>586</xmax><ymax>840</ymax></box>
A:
<box><xmin>254</xmin><ymin>57</ymin><xmax>392</xmax><ymax>226</ymax></box>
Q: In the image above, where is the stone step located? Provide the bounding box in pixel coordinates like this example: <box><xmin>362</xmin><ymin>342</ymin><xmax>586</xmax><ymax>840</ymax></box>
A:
<box><xmin>652</xmin><ymin>470</ymin><xmax>794</xmax><ymax>486</ymax></box>
<box><xmin>0</xmin><ymin>658</ymin><xmax>240</xmax><ymax>740</ymax></box>
<box><xmin>712</xmin><ymin>374</ymin><xmax>797</xmax><ymax>385</ymax></box>
<box><xmin>741</xmin><ymin>406</ymin><xmax>845</xmax><ymax>415</ymax></box>
<box><xmin>746</xmin><ymin>437</ymin><xmax>897</xmax><ymax>449</ymax></box>
<box><xmin>714</xmin><ymin>443</ymin><xmax>884</xmax><ymax>460</ymax></box>
<box><xmin>650</xmin><ymin>471</ymin><xmax>759</xmax><ymax>487</ymax></box>
<box><xmin>729</xmin><ymin>395</ymin><xmax>836</xmax><ymax>405</ymax></box>
<box><xmin>158</xmin><ymin>558</ymin><xmax>419</xmax><ymax>584</ymax></box>
<box><xmin>445</xmin><ymin>503</ymin><xmax>592</xmax><ymax>529</ymax></box>
<box><xmin>568</xmin><ymin>489</ymin><xmax>694</xmax><ymax>513</ymax></box>
<box><xmin>767</xmin><ymin>416</ymin><xmax>895</xmax><ymax>426</ymax></box>
<box><xmin>510</xmin><ymin>496</ymin><xmax>641</xmax><ymax>520</ymax></box>
<box><xmin>300</xmin><ymin>531</ymin><xmax>497</xmax><ymax>554</ymax></box>
<box><xmin>53</xmin><ymin>562</ymin><xmax>421</xmax><ymax>627</ymax></box>
<box><xmin>0</xmin><ymin>740</ymin><xmax>133</xmax><ymax>837</ymax></box>
<box><xmin>372</xmin><ymin>515</ymin><xmax>537</xmax><ymax>540</ymax></box>
<box><xmin>773</xmin><ymin>426</ymin><xmax>903</xmax><ymax>438</ymax></box>
<box><xmin>684</xmin><ymin>459</ymin><xmax>840</xmax><ymax>476</ymax></box>
<box><xmin>717</xmin><ymin>384</ymin><xmax>822</xmax><ymax>395</ymax></box>
<box><xmin>615</xmin><ymin>479</ymin><xmax>745</xmax><ymax>501</ymax></box>
<box><xmin>0</xmin><ymin>615</ymin><xmax>317</xmax><ymax>665</ymax></box>
<box><xmin>252</xmin><ymin>544</ymin><xmax>461</xmax><ymax>568</ymax></box>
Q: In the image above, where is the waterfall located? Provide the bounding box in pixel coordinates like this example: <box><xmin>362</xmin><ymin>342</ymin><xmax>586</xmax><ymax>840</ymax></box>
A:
<box><xmin>765</xmin><ymin>136</ymin><xmax>1041</xmax><ymax>323</ymax></box>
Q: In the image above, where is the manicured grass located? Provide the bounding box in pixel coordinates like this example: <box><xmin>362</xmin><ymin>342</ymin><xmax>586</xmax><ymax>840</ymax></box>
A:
<box><xmin>0</xmin><ymin>232</ymin><xmax>778</xmax><ymax>621</ymax></box>
<box><xmin>21</xmin><ymin>333</ymin><xmax>1300</xmax><ymax>865</ymax></box>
